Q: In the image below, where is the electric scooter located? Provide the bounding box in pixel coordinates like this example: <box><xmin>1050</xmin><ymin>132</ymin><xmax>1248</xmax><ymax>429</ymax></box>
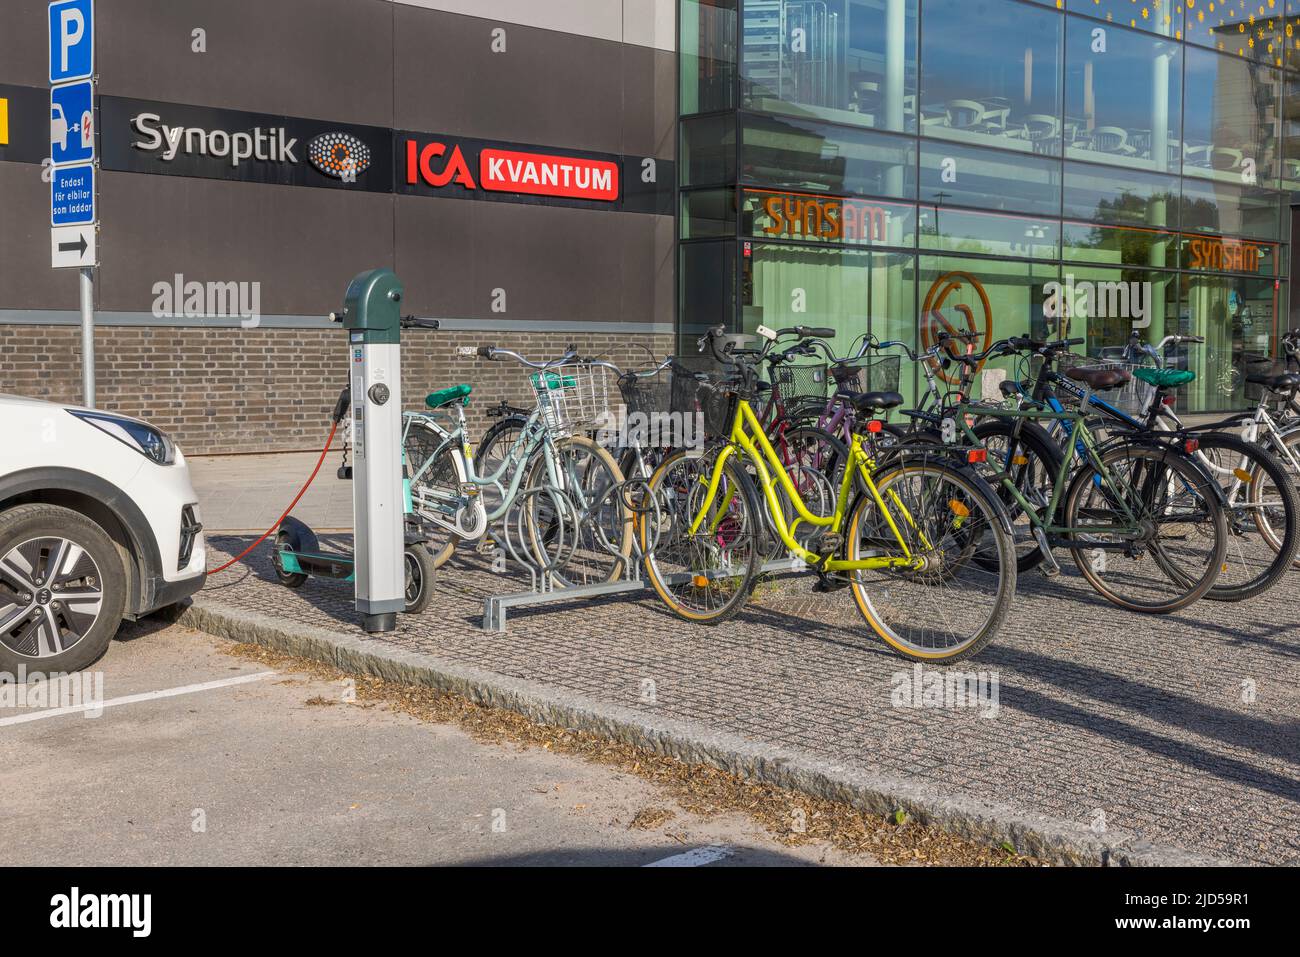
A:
<box><xmin>270</xmin><ymin>382</ymin><xmax>437</xmax><ymax>615</ymax></box>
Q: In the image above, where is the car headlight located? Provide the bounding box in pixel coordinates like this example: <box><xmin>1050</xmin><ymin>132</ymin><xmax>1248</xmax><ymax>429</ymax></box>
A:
<box><xmin>69</xmin><ymin>410</ymin><xmax>176</xmax><ymax>465</ymax></box>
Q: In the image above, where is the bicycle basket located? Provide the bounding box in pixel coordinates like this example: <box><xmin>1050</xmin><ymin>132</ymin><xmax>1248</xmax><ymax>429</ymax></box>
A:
<box><xmin>526</xmin><ymin>362</ymin><xmax>614</xmax><ymax>438</ymax></box>
<box><xmin>830</xmin><ymin>354</ymin><xmax>901</xmax><ymax>394</ymax></box>
<box><xmin>670</xmin><ymin>355</ymin><xmax>741</xmax><ymax>440</ymax></box>
<box><xmin>771</xmin><ymin>362</ymin><xmax>830</xmax><ymax>403</ymax></box>
<box><xmin>1242</xmin><ymin>354</ymin><xmax>1284</xmax><ymax>402</ymax></box>
<box><xmin>618</xmin><ymin>367</ymin><xmax>673</xmax><ymax>419</ymax></box>
<box><xmin>1076</xmin><ymin>359</ymin><xmax>1157</xmax><ymax>416</ymax></box>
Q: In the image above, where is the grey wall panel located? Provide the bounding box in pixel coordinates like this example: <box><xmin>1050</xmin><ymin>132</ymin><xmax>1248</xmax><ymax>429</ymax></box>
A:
<box><xmin>620</xmin><ymin>212</ymin><xmax>676</xmax><ymax>329</ymax></box>
<box><xmin>466</xmin><ymin>202</ymin><xmax>626</xmax><ymax>324</ymax></box>
<box><xmin>394</xmin><ymin>0</ymin><xmax>676</xmax><ymax>51</ymax></box>
<box><xmin>0</xmin><ymin>1</ymin><xmax>51</xmax><ymax>88</ymax></box>
<box><xmin>621</xmin><ymin>44</ymin><xmax>677</xmax><ymax>160</ymax></box>
<box><xmin>394</xmin><ymin>7</ymin><xmax>625</xmax><ymax>155</ymax></box>
<box><xmin>397</xmin><ymin>196</ymin><xmax>665</xmax><ymax>325</ymax></box>
<box><xmin>97</xmin><ymin>0</ymin><xmax>395</xmax><ymax>126</ymax></box>
<box><xmin>0</xmin><ymin>161</ymin><xmax>81</xmax><ymax>311</ymax></box>
<box><xmin>621</xmin><ymin>0</ymin><xmax>676</xmax><ymax>51</ymax></box>
<box><xmin>393</xmin><ymin>195</ymin><xmax>479</xmax><ymax>321</ymax></box>
<box><xmin>394</xmin><ymin>0</ymin><xmax>624</xmax><ymax>46</ymax></box>
<box><xmin>96</xmin><ymin>172</ymin><xmax>395</xmax><ymax>316</ymax></box>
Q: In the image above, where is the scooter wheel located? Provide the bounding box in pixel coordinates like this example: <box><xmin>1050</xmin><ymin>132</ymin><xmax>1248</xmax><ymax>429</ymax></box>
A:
<box><xmin>403</xmin><ymin>544</ymin><xmax>437</xmax><ymax>614</ymax></box>
<box><xmin>272</xmin><ymin>525</ymin><xmax>313</xmax><ymax>588</ymax></box>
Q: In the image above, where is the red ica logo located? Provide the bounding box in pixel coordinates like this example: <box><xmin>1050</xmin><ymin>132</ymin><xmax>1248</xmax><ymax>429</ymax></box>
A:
<box><xmin>308</xmin><ymin>132</ymin><xmax>372</xmax><ymax>180</ymax></box>
<box><xmin>406</xmin><ymin>140</ymin><xmax>477</xmax><ymax>189</ymax></box>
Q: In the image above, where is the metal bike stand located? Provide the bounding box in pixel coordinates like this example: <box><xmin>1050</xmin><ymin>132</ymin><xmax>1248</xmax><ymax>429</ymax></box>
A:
<box><xmin>479</xmin><ymin>472</ymin><xmax>804</xmax><ymax>631</ymax></box>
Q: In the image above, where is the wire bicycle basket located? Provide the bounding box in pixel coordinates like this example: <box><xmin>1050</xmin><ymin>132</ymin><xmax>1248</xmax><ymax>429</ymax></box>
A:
<box><xmin>527</xmin><ymin>363</ymin><xmax>614</xmax><ymax>438</ymax></box>
<box><xmin>771</xmin><ymin>362</ymin><xmax>830</xmax><ymax>404</ymax></box>
<box><xmin>670</xmin><ymin>355</ymin><xmax>742</xmax><ymax>440</ymax></box>
<box><xmin>830</xmin><ymin>354</ymin><xmax>901</xmax><ymax>394</ymax></box>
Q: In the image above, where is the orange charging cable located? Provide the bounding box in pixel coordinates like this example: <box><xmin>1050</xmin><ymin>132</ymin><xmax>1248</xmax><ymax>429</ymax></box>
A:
<box><xmin>206</xmin><ymin>419</ymin><xmax>340</xmax><ymax>575</ymax></box>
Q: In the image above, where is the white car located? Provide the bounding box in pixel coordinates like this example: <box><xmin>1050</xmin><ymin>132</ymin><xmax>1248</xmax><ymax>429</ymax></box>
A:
<box><xmin>0</xmin><ymin>395</ymin><xmax>206</xmax><ymax>674</ymax></box>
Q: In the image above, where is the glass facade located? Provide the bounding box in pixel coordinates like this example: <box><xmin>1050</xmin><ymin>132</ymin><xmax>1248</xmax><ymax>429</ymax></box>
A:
<box><xmin>680</xmin><ymin>0</ymin><xmax>1298</xmax><ymax>411</ymax></box>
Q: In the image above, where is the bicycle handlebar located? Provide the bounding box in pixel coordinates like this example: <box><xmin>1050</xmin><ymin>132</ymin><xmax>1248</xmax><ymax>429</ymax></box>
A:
<box><xmin>477</xmin><ymin>345</ymin><xmax>578</xmax><ymax>370</ymax></box>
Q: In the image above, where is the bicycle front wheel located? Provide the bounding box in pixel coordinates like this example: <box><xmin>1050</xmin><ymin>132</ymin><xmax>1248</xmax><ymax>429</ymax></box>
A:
<box><xmin>641</xmin><ymin>447</ymin><xmax>762</xmax><ymax>625</ymax></box>
<box><xmin>1064</xmin><ymin>443</ymin><xmax>1227</xmax><ymax>613</ymax></box>
<box><xmin>845</xmin><ymin>458</ymin><xmax>1017</xmax><ymax>663</ymax></box>
<box><xmin>1198</xmin><ymin>431</ymin><xmax>1300</xmax><ymax>601</ymax></box>
<box><xmin>522</xmin><ymin>435</ymin><xmax>632</xmax><ymax>587</ymax></box>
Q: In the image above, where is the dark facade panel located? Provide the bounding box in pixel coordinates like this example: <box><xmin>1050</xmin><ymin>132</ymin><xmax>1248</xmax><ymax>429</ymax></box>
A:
<box><xmin>621</xmin><ymin>43</ymin><xmax>676</xmax><ymax>161</ymax></box>
<box><xmin>96</xmin><ymin>0</ymin><xmax>395</xmax><ymax>127</ymax></box>
<box><xmin>96</xmin><ymin>172</ymin><xmax>396</xmax><ymax>316</ymax></box>
<box><xmin>0</xmin><ymin>1</ymin><xmax>51</xmax><ymax>88</ymax></box>
<box><xmin>0</xmin><ymin>161</ymin><xmax>81</xmax><ymax>311</ymax></box>
<box><xmin>393</xmin><ymin>194</ymin><xmax>479</xmax><ymax>321</ymax></box>
<box><xmin>393</xmin><ymin>6</ymin><xmax>627</xmax><ymax>156</ymax></box>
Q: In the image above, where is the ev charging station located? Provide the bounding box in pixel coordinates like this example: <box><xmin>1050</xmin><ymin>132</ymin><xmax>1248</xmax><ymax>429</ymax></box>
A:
<box><xmin>271</xmin><ymin>268</ymin><xmax>439</xmax><ymax>633</ymax></box>
<box><xmin>339</xmin><ymin>269</ymin><xmax>407</xmax><ymax>633</ymax></box>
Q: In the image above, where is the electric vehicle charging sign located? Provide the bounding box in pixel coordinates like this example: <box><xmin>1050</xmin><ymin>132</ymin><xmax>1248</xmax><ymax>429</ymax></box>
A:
<box><xmin>50</xmin><ymin>79</ymin><xmax>94</xmax><ymax>165</ymax></box>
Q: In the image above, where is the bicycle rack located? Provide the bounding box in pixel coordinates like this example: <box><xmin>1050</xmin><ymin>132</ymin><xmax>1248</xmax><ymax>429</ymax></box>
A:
<box><xmin>478</xmin><ymin>468</ymin><xmax>805</xmax><ymax>632</ymax></box>
<box><xmin>480</xmin><ymin>474</ymin><xmax>658</xmax><ymax>632</ymax></box>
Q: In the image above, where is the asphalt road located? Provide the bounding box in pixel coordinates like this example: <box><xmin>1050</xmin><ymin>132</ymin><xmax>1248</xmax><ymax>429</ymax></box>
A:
<box><xmin>0</xmin><ymin>621</ymin><xmax>860</xmax><ymax>867</ymax></box>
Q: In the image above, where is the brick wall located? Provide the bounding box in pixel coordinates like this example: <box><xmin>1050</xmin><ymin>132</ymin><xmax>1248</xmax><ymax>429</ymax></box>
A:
<box><xmin>0</xmin><ymin>325</ymin><xmax>675</xmax><ymax>455</ymax></box>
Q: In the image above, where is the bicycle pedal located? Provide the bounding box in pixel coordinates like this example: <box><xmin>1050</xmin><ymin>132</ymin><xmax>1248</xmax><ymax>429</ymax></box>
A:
<box><xmin>812</xmin><ymin>575</ymin><xmax>849</xmax><ymax>593</ymax></box>
<box><xmin>1032</xmin><ymin>527</ymin><xmax>1061</xmax><ymax>577</ymax></box>
<box><xmin>474</xmin><ymin>539</ymin><xmax>497</xmax><ymax>555</ymax></box>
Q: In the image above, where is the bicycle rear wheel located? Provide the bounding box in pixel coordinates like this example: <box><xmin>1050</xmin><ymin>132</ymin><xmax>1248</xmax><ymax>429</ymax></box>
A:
<box><xmin>1196</xmin><ymin>431</ymin><xmax>1299</xmax><ymax>601</ymax></box>
<box><xmin>641</xmin><ymin>447</ymin><xmax>761</xmax><ymax>624</ymax></box>
<box><xmin>1064</xmin><ymin>443</ymin><xmax>1227</xmax><ymax>613</ymax></box>
<box><xmin>971</xmin><ymin>419</ymin><xmax>1064</xmax><ymax>573</ymax></box>
<box><xmin>404</xmin><ymin>421</ymin><xmax>463</xmax><ymax>569</ymax></box>
<box><xmin>845</xmin><ymin>458</ymin><xmax>1017</xmax><ymax>663</ymax></box>
<box><xmin>522</xmin><ymin>435</ymin><xmax>632</xmax><ymax>587</ymax></box>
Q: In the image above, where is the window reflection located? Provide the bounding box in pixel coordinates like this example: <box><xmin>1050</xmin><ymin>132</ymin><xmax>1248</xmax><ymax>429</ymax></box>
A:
<box><xmin>1064</xmin><ymin>20</ymin><xmax>1182</xmax><ymax>171</ymax></box>
<box><xmin>919</xmin><ymin>0</ymin><xmax>1063</xmax><ymax>154</ymax></box>
<box><xmin>1183</xmin><ymin>46</ymin><xmax>1281</xmax><ymax>187</ymax></box>
<box><xmin>740</xmin><ymin>0</ymin><xmax>919</xmax><ymax>133</ymax></box>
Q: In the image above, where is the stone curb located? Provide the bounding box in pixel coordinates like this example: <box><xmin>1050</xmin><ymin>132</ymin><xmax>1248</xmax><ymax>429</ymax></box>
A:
<box><xmin>178</xmin><ymin>596</ymin><xmax>1235</xmax><ymax>868</ymax></box>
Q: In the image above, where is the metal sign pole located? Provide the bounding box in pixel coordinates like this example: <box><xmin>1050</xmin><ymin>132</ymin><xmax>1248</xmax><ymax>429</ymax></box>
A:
<box><xmin>79</xmin><ymin>265</ymin><xmax>94</xmax><ymax>407</ymax></box>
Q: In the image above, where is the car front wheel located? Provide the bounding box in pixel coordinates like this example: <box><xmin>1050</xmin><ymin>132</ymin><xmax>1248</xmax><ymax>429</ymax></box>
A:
<box><xmin>0</xmin><ymin>503</ymin><xmax>127</xmax><ymax>675</ymax></box>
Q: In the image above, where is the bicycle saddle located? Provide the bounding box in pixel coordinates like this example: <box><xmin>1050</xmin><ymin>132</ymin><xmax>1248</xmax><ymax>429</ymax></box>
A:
<box><xmin>1245</xmin><ymin>371</ymin><xmax>1300</xmax><ymax>392</ymax></box>
<box><xmin>1065</xmin><ymin>366</ymin><xmax>1130</xmax><ymax>391</ymax></box>
<box><xmin>843</xmin><ymin>390</ymin><xmax>904</xmax><ymax>412</ymax></box>
<box><xmin>1132</xmin><ymin>368</ymin><xmax>1196</xmax><ymax>388</ymax></box>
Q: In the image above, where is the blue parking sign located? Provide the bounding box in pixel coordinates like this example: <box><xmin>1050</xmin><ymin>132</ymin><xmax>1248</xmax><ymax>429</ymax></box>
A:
<box><xmin>50</xmin><ymin>80</ymin><xmax>94</xmax><ymax>165</ymax></box>
<box><xmin>51</xmin><ymin>162</ymin><xmax>95</xmax><ymax>226</ymax></box>
<box><xmin>49</xmin><ymin>0</ymin><xmax>94</xmax><ymax>84</ymax></box>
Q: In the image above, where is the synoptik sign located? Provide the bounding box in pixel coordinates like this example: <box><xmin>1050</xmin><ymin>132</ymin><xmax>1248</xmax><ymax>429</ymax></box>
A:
<box><xmin>99</xmin><ymin>96</ymin><xmax>395</xmax><ymax>192</ymax></box>
<box><xmin>131</xmin><ymin>113</ymin><xmax>299</xmax><ymax>165</ymax></box>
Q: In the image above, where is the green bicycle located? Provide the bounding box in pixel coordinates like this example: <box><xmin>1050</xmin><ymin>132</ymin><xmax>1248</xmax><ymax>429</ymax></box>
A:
<box><xmin>938</xmin><ymin>335</ymin><xmax>1228</xmax><ymax>614</ymax></box>
<box><xmin>641</xmin><ymin>326</ymin><xmax>1018</xmax><ymax>664</ymax></box>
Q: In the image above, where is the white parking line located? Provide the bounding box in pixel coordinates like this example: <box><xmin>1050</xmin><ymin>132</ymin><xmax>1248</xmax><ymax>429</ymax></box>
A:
<box><xmin>643</xmin><ymin>845</ymin><xmax>735</xmax><ymax>868</ymax></box>
<box><xmin>0</xmin><ymin>671</ymin><xmax>277</xmax><ymax>727</ymax></box>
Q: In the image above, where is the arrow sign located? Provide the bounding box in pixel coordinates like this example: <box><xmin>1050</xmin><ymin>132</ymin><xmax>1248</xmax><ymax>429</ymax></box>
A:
<box><xmin>59</xmin><ymin>233</ymin><xmax>87</xmax><ymax>256</ymax></box>
<box><xmin>51</xmin><ymin>224</ymin><xmax>96</xmax><ymax>268</ymax></box>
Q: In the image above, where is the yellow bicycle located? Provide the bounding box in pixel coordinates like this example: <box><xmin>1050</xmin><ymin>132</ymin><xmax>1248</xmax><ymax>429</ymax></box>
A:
<box><xmin>641</xmin><ymin>327</ymin><xmax>1018</xmax><ymax>663</ymax></box>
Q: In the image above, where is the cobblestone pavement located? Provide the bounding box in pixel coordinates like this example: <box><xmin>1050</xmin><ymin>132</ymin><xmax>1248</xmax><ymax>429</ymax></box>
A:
<box><xmin>198</xmin><ymin>532</ymin><xmax>1300</xmax><ymax>865</ymax></box>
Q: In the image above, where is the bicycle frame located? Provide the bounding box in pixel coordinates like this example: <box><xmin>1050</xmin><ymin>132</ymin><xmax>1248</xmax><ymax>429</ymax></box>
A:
<box><xmin>951</xmin><ymin>402</ymin><xmax>1146</xmax><ymax>541</ymax></box>
<box><xmin>689</xmin><ymin>398</ymin><xmax>922</xmax><ymax>573</ymax></box>
<box><xmin>403</xmin><ymin>406</ymin><xmax>555</xmax><ymax>528</ymax></box>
